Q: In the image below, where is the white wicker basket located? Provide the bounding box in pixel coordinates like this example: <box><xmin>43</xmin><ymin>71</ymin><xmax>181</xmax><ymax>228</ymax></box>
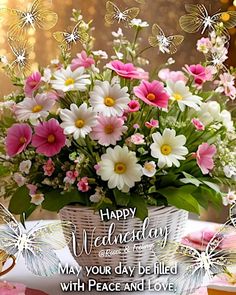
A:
<box><xmin>59</xmin><ymin>205</ymin><xmax>188</xmax><ymax>285</ymax></box>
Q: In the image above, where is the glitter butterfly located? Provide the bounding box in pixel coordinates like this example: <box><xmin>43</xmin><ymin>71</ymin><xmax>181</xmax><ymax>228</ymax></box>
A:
<box><xmin>105</xmin><ymin>1</ymin><xmax>140</xmax><ymax>28</ymax></box>
<box><xmin>0</xmin><ymin>204</ymin><xmax>75</xmax><ymax>276</ymax></box>
<box><xmin>123</xmin><ymin>0</ymin><xmax>146</xmax><ymax>4</ymax></box>
<box><xmin>148</xmin><ymin>24</ymin><xmax>184</xmax><ymax>54</ymax></box>
<box><xmin>53</xmin><ymin>22</ymin><xmax>89</xmax><ymax>50</ymax></box>
<box><xmin>154</xmin><ymin>225</ymin><xmax>236</xmax><ymax>295</ymax></box>
<box><xmin>179</xmin><ymin>4</ymin><xmax>236</xmax><ymax>35</ymax></box>
<box><xmin>7</xmin><ymin>37</ymin><xmax>34</xmax><ymax>76</ymax></box>
<box><xmin>0</xmin><ymin>0</ymin><xmax>58</xmax><ymax>37</ymax></box>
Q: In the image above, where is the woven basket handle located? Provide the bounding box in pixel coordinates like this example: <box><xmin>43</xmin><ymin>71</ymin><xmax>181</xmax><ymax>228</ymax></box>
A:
<box><xmin>0</xmin><ymin>255</ymin><xmax>16</xmax><ymax>276</ymax></box>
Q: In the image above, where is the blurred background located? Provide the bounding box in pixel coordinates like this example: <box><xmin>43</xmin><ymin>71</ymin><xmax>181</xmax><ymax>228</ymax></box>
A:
<box><xmin>0</xmin><ymin>0</ymin><xmax>235</xmax><ymax>221</ymax></box>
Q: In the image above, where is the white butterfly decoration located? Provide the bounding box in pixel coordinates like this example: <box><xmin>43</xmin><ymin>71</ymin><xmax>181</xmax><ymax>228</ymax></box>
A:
<box><xmin>154</xmin><ymin>209</ymin><xmax>236</xmax><ymax>295</ymax></box>
<box><xmin>0</xmin><ymin>203</ymin><xmax>75</xmax><ymax>276</ymax></box>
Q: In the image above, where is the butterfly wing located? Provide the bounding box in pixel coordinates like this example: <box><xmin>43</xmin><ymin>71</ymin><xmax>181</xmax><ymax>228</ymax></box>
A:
<box><xmin>230</xmin><ymin>203</ymin><xmax>236</xmax><ymax>227</ymax></box>
<box><xmin>148</xmin><ymin>24</ymin><xmax>165</xmax><ymax>47</ymax></box>
<box><xmin>105</xmin><ymin>1</ymin><xmax>119</xmax><ymax>25</ymax></box>
<box><xmin>166</xmin><ymin>35</ymin><xmax>184</xmax><ymax>54</ymax></box>
<box><xmin>0</xmin><ymin>8</ymin><xmax>26</xmax><ymax>37</ymax></box>
<box><xmin>30</xmin><ymin>0</ymin><xmax>58</xmax><ymax>30</ymax></box>
<box><xmin>21</xmin><ymin>221</ymin><xmax>75</xmax><ymax>276</ymax></box>
<box><xmin>0</xmin><ymin>204</ymin><xmax>21</xmax><ymax>257</ymax></box>
<box><xmin>179</xmin><ymin>4</ymin><xmax>209</xmax><ymax>33</ymax></box>
<box><xmin>213</xmin><ymin>11</ymin><xmax>236</xmax><ymax>30</ymax></box>
<box><xmin>154</xmin><ymin>240</ymin><xmax>206</xmax><ymax>295</ymax></box>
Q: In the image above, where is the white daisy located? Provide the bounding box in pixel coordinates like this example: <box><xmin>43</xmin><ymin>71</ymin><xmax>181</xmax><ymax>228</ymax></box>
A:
<box><xmin>222</xmin><ymin>190</ymin><xmax>236</xmax><ymax>206</ymax></box>
<box><xmin>15</xmin><ymin>93</ymin><xmax>54</xmax><ymax>121</ymax></box>
<box><xmin>89</xmin><ymin>80</ymin><xmax>130</xmax><ymax>117</ymax></box>
<box><xmin>60</xmin><ymin>103</ymin><xmax>97</xmax><ymax>140</ymax></box>
<box><xmin>97</xmin><ymin>146</ymin><xmax>142</xmax><ymax>192</ymax></box>
<box><xmin>51</xmin><ymin>66</ymin><xmax>91</xmax><ymax>92</ymax></box>
<box><xmin>166</xmin><ymin>80</ymin><xmax>202</xmax><ymax>111</ymax></box>
<box><xmin>151</xmin><ymin>128</ymin><xmax>188</xmax><ymax>168</ymax></box>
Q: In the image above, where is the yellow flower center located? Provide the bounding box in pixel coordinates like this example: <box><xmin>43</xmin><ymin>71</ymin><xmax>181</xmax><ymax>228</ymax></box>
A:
<box><xmin>47</xmin><ymin>134</ymin><xmax>56</xmax><ymax>143</ymax></box>
<box><xmin>32</xmin><ymin>104</ymin><xmax>43</xmax><ymax>113</ymax></box>
<box><xmin>161</xmin><ymin>144</ymin><xmax>172</xmax><ymax>155</ymax></box>
<box><xmin>144</xmin><ymin>163</ymin><xmax>154</xmax><ymax>172</ymax></box>
<box><xmin>19</xmin><ymin>136</ymin><xmax>26</xmax><ymax>144</ymax></box>
<box><xmin>173</xmin><ymin>93</ymin><xmax>183</xmax><ymax>101</ymax></box>
<box><xmin>104</xmin><ymin>124</ymin><xmax>114</xmax><ymax>134</ymax></box>
<box><xmin>114</xmin><ymin>162</ymin><xmax>127</xmax><ymax>174</ymax></box>
<box><xmin>104</xmin><ymin>97</ymin><xmax>115</xmax><ymax>107</ymax></box>
<box><xmin>146</xmin><ymin>93</ymin><xmax>156</xmax><ymax>101</ymax></box>
<box><xmin>221</xmin><ymin>12</ymin><xmax>230</xmax><ymax>22</ymax></box>
<box><xmin>65</xmin><ymin>77</ymin><xmax>75</xmax><ymax>86</ymax></box>
<box><xmin>75</xmin><ymin>119</ymin><xmax>85</xmax><ymax>128</ymax></box>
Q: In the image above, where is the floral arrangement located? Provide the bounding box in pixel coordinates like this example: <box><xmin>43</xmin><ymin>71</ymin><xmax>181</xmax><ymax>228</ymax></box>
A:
<box><xmin>0</xmin><ymin>1</ymin><xmax>236</xmax><ymax>219</ymax></box>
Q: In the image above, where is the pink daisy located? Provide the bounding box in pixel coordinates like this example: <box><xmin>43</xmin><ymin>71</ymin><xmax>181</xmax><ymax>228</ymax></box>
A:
<box><xmin>71</xmin><ymin>51</ymin><xmax>95</xmax><ymax>71</ymax></box>
<box><xmin>6</xmin><ymin>123</ymin><xmax>32</xmax><ymax>157</ymax></box>
<box><xmin>90</xmin><ymin>116</ymin><xmax>127</xmax><ymax>146</ymax></box>
<box><xmin>24</xmin><ymin>72</ymin><xmax>42</xmax><ymax>97</ymax></box>
<box><xmin>32</xmin><ymin>119</ymin><xmax>66</xmax><ymax>157</ymax></box>
<box><xmin>106</xmin><ymin>60</ymin><xmax>149</xmax><ymax>80</ymax></box>
<box><xmin>134</xmin><ymin>80</ymin><xmax>170</xmax><ymax>108</ymax></box>
<box><xmin>195</xmin><ymin>143</ymin><xmax>217</xmax><ymax>175</ymax></box>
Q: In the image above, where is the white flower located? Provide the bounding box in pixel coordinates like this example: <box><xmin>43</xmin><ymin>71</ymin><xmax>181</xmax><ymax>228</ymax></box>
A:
<box><xmin>142</xmin><ymin>161</ymin><xmax>156</xmax><ymax>177</ymax></box>
<box><xmin>15</xmin><ymin>94</ymin><xmax>54</xmax><ymax>121</ymax></box>
<box><xmin>92</xmin><ymin>50</ymin><xmax>108</xmax><ymax>59</ymax></box>
<box><xmin>151</xmin><ymin>128</ymin><xmax>188</xmax><ymax>168</ymax></box>
<box><xmin>51</xmin><ymin>66</ymin><xmax>91</xmax><ymax>92</ymax></box>
<box><xmin>130</xmin><ymin>18</ymin><xmax>149</xmax><ymax>28</ymax></box>
<box><xmin>112</xmin><ymin>28</ymin><xmax>123</xmax><ymax>38</ymax></box>
<box><xmin>42</xmin><ymin>68</ymin><xmax>52</xmax><ymax>83</ymax></box>
<box><xmin>13</xmin><ymin>173</ymin><xmax>26</xmax><ymax>187</ymax></box>
<box><xmin>111</xmin><ymin>52</ymin><xmax>124</xmax><ymax>60</ymax></box>
<box><xmin>89</xmin><ymin>81</ymin><xmax>130</xmax><ymax>117</ymax></box>
<box><xmin>222</xmin><ymin>190</ymin><xmax>236</xmax><ymax>206</ymax></box>
<box><xmin>19</xmin><ymin>160</ymin><xmax>32</xmax><ymax>174</ymax></box>
<box><xmin>224</xmin><ymin>165</ymin><xmax>236</xmax><ymax>180</ymax></box>
<box><xmin>97</xmin><ymin>146</ymin><xmax>142</xmax><ymax>192</ymax></box>
<box><xmin>166</xmin><ymin>80</ymin><xmax>202</xmax><ymax>111</ymax></box>
<box><xmin>90</xmin><ymin>187</ymin><xmax>104</xmax><ymax>203</ymax></box>
<box><xmin>220</xmin><ymin>110</ymin><xmax>234</xmax><ymax>131</ymax></box>
<box><xmin>60</xmin><ymin>103</ymin><xmax>97</xmax><ymax>139</ymax></box>
<box><xmin>0</xmin><ymin>55</ymin><xmax>8</xmax><ymax>65</ymax></box>
<box><xmin>30</xmin><ymin>193</ymin><xmax>45</xmax><ymax>205</ymax></box>
<box><xmin>197</xmin><ymin>101</ymin><xmax>222</xmax><ymax>125</ymax></box>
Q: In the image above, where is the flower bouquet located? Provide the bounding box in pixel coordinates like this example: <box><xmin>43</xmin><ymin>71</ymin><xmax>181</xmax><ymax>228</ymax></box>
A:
<box><xmin>0</xmin><ymin>0</ymin><xmax>236</xmax><ymax>285</ymax></box>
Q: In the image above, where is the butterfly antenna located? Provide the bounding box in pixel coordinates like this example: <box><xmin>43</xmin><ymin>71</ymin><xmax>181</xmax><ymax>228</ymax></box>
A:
<box><xmin>27</xmin><ymin>220</ymin><xmax>42</xmax><ymax>235</ymax></box>
<box><xmin>201</xmin><ymin>231</ymin><xmax>205</xmax><ymax>251</ymax></box>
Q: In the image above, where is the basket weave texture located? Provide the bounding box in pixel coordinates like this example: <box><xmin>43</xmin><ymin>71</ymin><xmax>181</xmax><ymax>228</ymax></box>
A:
<box><xmin>60</xmin><ymin>205</ymin><xmax>188</xmax><ymax>284</ymax></box>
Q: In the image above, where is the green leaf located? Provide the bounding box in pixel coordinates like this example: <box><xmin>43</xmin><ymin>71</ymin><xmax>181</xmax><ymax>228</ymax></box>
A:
<box><xmin>0</xmin><ymin>165</ymin><xmax>9</xmax><ymax>177</ymax></box>
<box><xmin>180</xmin><ymin>172</ymin><xmax>202</xmax><ymax>187</ymax></box>
<box><xmin>9</xmin><ymin>185</ymin><xmax>31</xmax><ymax>214</ymax></box>
<box><xmin>128</xmin><ymin>195</ymin><xmax>148</xmax><ymax>221</ymax></box>
<box><xmin>202</xmin><ymin>181</ymin><xmax>221</xmax><ymax>193</ymax></box>
<box><xmin>95</xmin><ymin>197</ymin><xmax>114</xmax><ymax>212</ymax></box>
<box><xmin>42</xmin><ymin>190</ymin><xmax>89</xmax><ymax>212</ymax></box>
<box><xmin>148</xmin><ymin>186</ymin><xmax>157</xmax><ymax>194</ymax></box>
<box><xmin>158</xmin><ymin>186</ymin><xmax>200</xmax><ymax>214</ymax></box>
<box><xmin>113</xmin><ymin>189</ymin><xmax>130</xmax><ymax>206</ymax></box>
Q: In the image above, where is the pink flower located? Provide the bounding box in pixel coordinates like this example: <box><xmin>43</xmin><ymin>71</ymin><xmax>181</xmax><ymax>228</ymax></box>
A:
<box><xmin>134</xmin><ymin>80</ymin><xmax>169</xmax><ymax>108</ymax></box>
<box><xmin>197</xmin><ymin>37</ymin><xmax>212</xmax><ymax>54</ymax></box>
<box><xmin>130</xmin><ymin>133</ymin><xmax>145</xmax><ymax>145</ymax></box>
<box><xmin>71</xmin><ymin>51</ymin><xmax>95</xmax><ymax>71</ymax></box>
<box><xmin>43</xmin><ymin>158</ymin><xmax>55</xmax><ymax>176</ymax></box>
<box><xmin>32</xmin><ymin>119</ymin><xmax>66</xmax><ymax>157</ymax></box>
<box><xmin>133</xmin><ymin>124</ymin><xmax>140</xmax><ymax>129</ymax></box>
<box><xmin>128</xmin><ymin>100</ymin><xmax>140</xmax><ymax>112</ymax></box>
<box><xmin>24</xmin><ymin>72</ymin><xmax>42</xmax><ymax>97</ymax></box>
<box><xmin>145</xmin><ymin>119</ymin><xmax>159</xmax><ymax>129</ymax></box>
<box><xmin>6</xmin><ymin>123</ymin><xmax>32</xmax><ymax>157</ymax></box>
<box><xmin>158</xmin><ymin>68</ymin><xmax>186</xmax><ymax>83</ymax></box>
<box><xmin>106</xmin><ymin>60</ymin><xmax>149</xmax><ymax>80</ymax></box>
<box><xmin>64</xmin><ymin>170</ymin><xmax>78</xmax><ymax>184</ymax></box>
<box><xmin>215</xmin><ymin>72</ymin><xmax>236</xmax><ymax>100</ymax></box>
<box><xmin>77</xmin><ymin>177</ymin><xmax>90</xmax><ymax>192</ymax></box>
<box><xmin>90</xmin><ymin>116</ymin><xmax>127</xmax><ymax>146</ymax></box>
<box><xmin>185</xmin><ymin>64</ymin><xmax>212</xmax><ymax>85</ymax></box>
<box><xmin>27</xmin><ymin>184</ymin><xmax>37</xmax><ymax>195</ymax></box>
<box><xmin>191</xmin><ymin>118</ymin><xmax>205</xmax><ymax>131</ymax></box>
<box><xmin>195</xmin><ymin>143</ymin><xmax>217</xmax><ymax>174</ymax></box>
<box><xmin>0</xmin><ymin>281</ymin><xmax>26</xmax><ymax>295</ymax></box>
